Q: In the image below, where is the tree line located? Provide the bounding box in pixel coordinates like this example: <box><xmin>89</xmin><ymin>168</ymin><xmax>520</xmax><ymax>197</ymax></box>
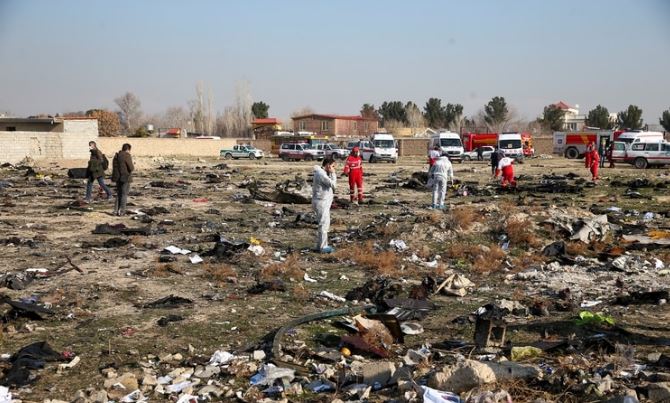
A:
<box><xmin>63</xmin><ymin>90</ymin><xmax>670</xmax><ymax>137</ymax></box>
<box><xmin>539</xmin><ymin>103</ymin><xmax>664</xmax><ymax>132</ymax></box>
<box><xmin>62</xmin><ymin>81</ymin><xmax>259</xmax><ymax>138</ymax></box>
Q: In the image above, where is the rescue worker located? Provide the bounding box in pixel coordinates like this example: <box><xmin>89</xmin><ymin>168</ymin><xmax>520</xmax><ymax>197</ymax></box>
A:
<box><xmin>588</xmin><ymin>145</ymin><xmax>600</xmax><ymax>182</ymax></box>
<box><xmin>428</xmin><ymin>146</ymin><xmax>441</xmax><ymax>168</ymax></box>
<box><xmin>495</xmin><ymin>156</ymin><xmax>517</xmax><ymax>188</ymax></box>
<box><xmin>608</xmin><ymin>142</ymin><xmax>616</xmax><ymax>168</ymax></box>
<box><xmin>491</xmin><ymin>148</ymin><xmax>505</xmax><ymax>176</ymax></box>
<box><xmin>599</xmin><ymin>138</ymin><xmax>607</xmax><ymax>168</ymax></box>
<box><xmin>429</xmin><ymin>153</ymin><xmax>454</xmax><ymax>209</ymax></box>
<box><xmin>584</xmin><ymin>142</ymin><xmax>594</xmax><ymax>170</ymax></box>
<box><xmin>343</xmin><ymin>146</ymin><xmax>364</xmax><ymax>205</ymax></box>
<box><xmin>312</xmin><ymin>157</ymin><xmax>337</xmax><ymax>253</ymax></box>
<box><xmin>111</xmin><ymin>143</ymin><xmax>134</xmax><ymax>216</ymax></box>
<box><xmin>85</xmin><ymin>141</ymin><xmax>112</xmax><ymax>203</ymax></box>
<box><xmin>476</xmin><ymin>146</ymin><xmax>484</xmax><ymax>161</ymax></box>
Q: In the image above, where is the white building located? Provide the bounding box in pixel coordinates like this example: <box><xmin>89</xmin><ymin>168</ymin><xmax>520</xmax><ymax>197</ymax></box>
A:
<box><xmin>554</xmin><ymin>101</ymin><xmax>586</xmax><ymax>131</ymax></box>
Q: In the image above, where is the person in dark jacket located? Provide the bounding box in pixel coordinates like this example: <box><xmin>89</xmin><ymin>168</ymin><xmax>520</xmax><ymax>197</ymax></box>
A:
<box><xmin>490</xmin><ymin>148</ymin><xmax>505</xmax><ymax>176</ymax></box>
<box><xmin>111</xmin><ymin>143</ymin><xmax>134</xmax><ymax>216</ymax></box>
<box><xmin>85</xmin><ymin>141</ymin><xmax>112</xmax><ymax>202</ymax></box>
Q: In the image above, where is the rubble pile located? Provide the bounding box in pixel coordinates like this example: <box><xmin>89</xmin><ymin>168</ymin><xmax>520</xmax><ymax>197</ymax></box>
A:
<box><xmin>0</xmin><ymin>157</ymin><xmax>668</xmax><ymax>402</ymax></box>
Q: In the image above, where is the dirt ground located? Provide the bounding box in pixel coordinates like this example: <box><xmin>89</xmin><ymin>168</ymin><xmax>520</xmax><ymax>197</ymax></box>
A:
<box><xmin>0</xmin><ymin>155</ymin><xmax>669</xmax><ymax>402</ymax></box>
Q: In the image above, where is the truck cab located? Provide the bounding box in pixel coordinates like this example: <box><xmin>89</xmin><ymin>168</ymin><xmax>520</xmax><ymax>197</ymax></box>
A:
<box><xmin>498</xmin><ymin>132</ymin><xmax>524</xmax><ymax>161</ymax></box>
<box><xmin>430</xmin><ymin>131</ymin><xmax>464</xmax><ymax>162</ymax></box>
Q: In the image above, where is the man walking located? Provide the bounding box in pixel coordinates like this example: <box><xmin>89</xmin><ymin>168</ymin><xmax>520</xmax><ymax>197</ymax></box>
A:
<box><xmin>85</xmin><ymin>141</ymin><xmax>112</xmax><ymax>202</ymax></box>
<box><xmin>111</xmin><ymin>143</ymin><xmax>134</xmax><ymax>216</ymax></box>
<box><xmin>429</xmin><ymin>153</ymin><xmax>454</xmax><ymax>209</ymax></box>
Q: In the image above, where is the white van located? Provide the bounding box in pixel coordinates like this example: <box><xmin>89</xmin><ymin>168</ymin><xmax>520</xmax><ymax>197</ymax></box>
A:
<box><xmin>498</xmin><ymin>132</ymin><xmax>524</xmax><ymax>160</ymax></box>
<box><xmin>430</xmin><ymin>131</ymin><xmax>464</xmax><ymax>162</ymax></box>
<box><xmin>359</xmin><ymin>133</ymin><xmax>397</xmax><ymax>163</ymax></box>
<box><xmin>617</xmin><ymin>131</ymin><xmax>664</xmax><ymax>145</ymax></box>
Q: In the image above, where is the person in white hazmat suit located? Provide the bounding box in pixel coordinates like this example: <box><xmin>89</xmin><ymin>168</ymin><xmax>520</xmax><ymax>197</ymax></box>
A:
<box><xmin>429</xmin><ymin>154</ymin><xmax>454</xmax><ymax>209</ymax></box>
<box><xmin>312</xmin><ymin>157</ymin><xmax>337</xmax><ymax>253</ymax></box>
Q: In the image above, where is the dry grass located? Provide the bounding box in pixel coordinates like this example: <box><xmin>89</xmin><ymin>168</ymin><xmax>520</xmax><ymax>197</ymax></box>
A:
<box><xmin>505</xmin><ymin>218</ymin><xmax>540</xmax><ymax>248</ymax></box>
<box><xmin>565</xmin><ymin>241</ymin><xmax>588</xmax><ymax>256</ymax></box>
<box><xmin>379</xmin><ymin>222</ymin><xmax>402</xmax><ymax>238</ymax></box>
<box><xmin>290</xmin><ymin>284</ymin><xmax>311</xmax><ymax>303</ymax></box>
<box><xmin>258</xmin><ymin>254</ymin><xmax>305</xmax><ymax>281</ymax></box>
<box><xmin>201</xmin><ymin>262</ymin><xmax>237</xmax><ymax>285</ymax></box>
<box><xmin>445</xmin><ymin>242</ymin><xmax>507</xmax><ymax>273</ymax></box>
<box><xmin>447</xmin><ymin>206</ymin><xmax>479</xmax><ymax>230</ymax></box>
<box><xmin>471</xmin><ymin>244</ymin><xmax>506</xmax><ymax>273</ymax></box>
<box><xmin>335</xmin><ymin>241</ymin><xmax>400</xmax><ymax>276</ymax></box>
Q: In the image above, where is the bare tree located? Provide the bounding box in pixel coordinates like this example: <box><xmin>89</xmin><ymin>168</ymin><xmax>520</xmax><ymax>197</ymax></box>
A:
<box><xmin>206</xmin><ymin>89</ymin><xmax>214</xmax><ymax>136</ymax></box>
<box><xmin>406</xmin><ymin>103</ymin><xmax>426</xmax><ymax>132</ymax></box>
<box><xmin>114</xmin><ymin>92</ymin><xmax>143</xmax><ymax>134</ymax></box>
<box><xmin>189</xmin><ymin>82</ymin><xmax>206</xmax><ymax>134</ymax></box>
<box><xmin>160</xmin><ymin>106</ymin><xmax>190</xmax><ymax>129</ymax></box>
<box><xmin>215</xmin><ymin>81</ymin><xmax>253</xmax><ymax>138</ymax></box>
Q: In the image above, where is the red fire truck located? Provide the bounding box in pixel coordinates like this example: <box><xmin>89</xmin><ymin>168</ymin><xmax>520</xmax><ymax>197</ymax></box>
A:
<box><xmin>462</xmin><ymin>132</ymin><xmax>535</xmax><ymax>157</ymax></box>
<box><xmin>553</xmin><ymin>130</ymin><xmax>624</xmax><ymax>159</ymax></box>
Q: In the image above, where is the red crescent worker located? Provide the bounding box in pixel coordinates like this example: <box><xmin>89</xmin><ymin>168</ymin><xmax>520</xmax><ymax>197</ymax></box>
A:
<box><xmin>495</xmin><ymin>156</ymin><xmax>517</xmax><ymax>188</ymax></box>
<box><xmin>589</xmin><ymin>145</ymin><xmax>600</xmax><ymax>182</ymax></box>
<box><xmin>343</xmin><ymin>146</ymin><xmax>364</xmax><ymax>205</ymax></box>
<box><xmin>584</xmin><ymin>142</ymin><xmax>594</xmax><ymax>169</ymax></box>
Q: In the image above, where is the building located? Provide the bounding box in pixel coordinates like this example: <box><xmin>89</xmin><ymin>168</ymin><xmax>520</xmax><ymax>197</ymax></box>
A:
<box><xmin>252</xmin><ymin>117</ymin><xmax>282</xmax><ymax>139</ymax></box>
<box><xmin>554</xmin><ymin>101</ymin><xmax>586</xmax><ymax>131</ymax></box>
<box><xmin>291</xmin><ymin>114</ymin><xmax>379</xmax><ymax>138</ymax></box>
<box><xmin>0</xmin><ymin>116</ymin><xmax>98</xmax><ymax>163</ymax></box>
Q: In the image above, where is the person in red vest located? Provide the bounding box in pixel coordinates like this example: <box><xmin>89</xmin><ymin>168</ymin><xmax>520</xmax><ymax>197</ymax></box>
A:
<box><xmin>495</xmin><ymin>156</ymin><xmax>517</xmax><ymax>188</ymax></box>
<box><xmin>588</xmin><ymin>146</ymin><xmax>600</xmax><ymax>182</ymax></box>
<box><xmin>343</xmin><ymin>146</ymin><xmax>364</xmax><ymax>205</ymax></box>
<box><xmin>584</xmin><ymin>142</ymin><xmax>594</xmax><ymax>170</ymax></box>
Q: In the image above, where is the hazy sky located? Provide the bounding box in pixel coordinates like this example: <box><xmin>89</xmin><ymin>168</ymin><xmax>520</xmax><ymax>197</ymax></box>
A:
<box><xmin>0</xmin><ymin>0</ymin><xmax>668</xmax><ymax>123</ymax></box>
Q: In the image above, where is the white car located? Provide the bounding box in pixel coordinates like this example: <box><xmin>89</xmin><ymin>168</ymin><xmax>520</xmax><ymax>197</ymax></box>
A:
<box><xmin>463</xmin><ymin>146</ymin><xmax>495</xmax><ymax>161</ymax></box>
<box><xmin>625</xmin><ymin>141</ymin><xmax>670</xmax><ymax>169</ymax></box>
<box><xmin>312</xmin><ymin>143</ymin><xmax>349</xmax><ymax>159</ymax></box>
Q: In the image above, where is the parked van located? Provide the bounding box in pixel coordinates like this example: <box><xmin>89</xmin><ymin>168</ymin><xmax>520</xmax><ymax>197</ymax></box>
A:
<box><xmin>350</xmin><ymin>133</ymin><xmax>398</xmax><ymax>163</ymax></box>
<box><xmin>617</xmin><ymin>131</ymin><xmax>664</xmax><ymax>145</ymax></box>
<box><xmin>430</xmin><ymin>131</ymin><xmax>464</xmax><ymax>162</ymax></box>
<box><xmin>498</xmin><ymin>132</ymin><xmax>524</xmax><ymax>160</ymax></box>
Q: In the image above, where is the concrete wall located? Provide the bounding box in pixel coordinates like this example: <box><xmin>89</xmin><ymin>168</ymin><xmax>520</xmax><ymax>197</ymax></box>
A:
<box><xmin>0</xmin><ymin>130</ymin><xmax>97</xmax><ymax>163</ymax></box>
<box><xmin>96</xmin><ymin>137</ymin><xmax>238</xmax><ymax>157</ymax></box>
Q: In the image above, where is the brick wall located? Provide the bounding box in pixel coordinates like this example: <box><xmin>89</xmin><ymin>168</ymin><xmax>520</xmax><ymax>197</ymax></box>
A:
<box><xmin>96</xmin><ymin>137</ymin><xmax>238</xmax><ymax>157</ymax></box>
<box><xmin>237</xmin><ymin>139</ymin><xmax>273</xmax><ymax>154</ymax></box>
<box><xmin>533</xmin><ymin>137</ymin><xmax>553</xmax><ymax>155</ymax></box>
<box><xmin>397</xmin><ymin>138</ymin><xmax>431</xmax><ymax>156</ymax></box>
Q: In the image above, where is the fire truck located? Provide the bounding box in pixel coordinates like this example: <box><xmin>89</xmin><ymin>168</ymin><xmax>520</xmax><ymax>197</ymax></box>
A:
<box><xmin>552</xmin><ymin>130</ymin><xmax>623</xmax><ymax>159</ymax></box>
<box><xmin>461</xmin><ymin>132</ymin><xmax>535</xmax><ymax>157</ymax></box>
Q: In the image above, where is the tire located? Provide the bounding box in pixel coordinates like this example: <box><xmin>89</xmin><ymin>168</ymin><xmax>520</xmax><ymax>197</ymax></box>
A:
<box><xmin>369</xmin><ymin>155</ymin><xmax>376</xmax><ymax>163</ymax></box>
<box><xmin>565</xmin><ymin>147</ymin><xmax>579</xmax><ymax>159</ymax></box>
<box><xmin>224</xmin><ymin>153</ymin><xmax>233</xmax><ymax>160</ymax></box>
<box><xmin>392</xmin><ymin>159</ymin><xmax>397</xmax><ymax>164</ymax></box>
<box><xmin>249</xmin><ymin>153</ymin><xmax>256</xmax><ymax>160</ymax></box>
<box><xmin>634</xmin><ymin>157</ymin><xmax>648</xmax><ymax>169</ymax></box>
<box><xmin>304</xmin><ymin>154</ymin><xmax>313</xmax><ymax>161</ymax></box>
<box><xmin>463</xmin><ymin>155</ymin><xmax>471</xmax><ymax>161</ymax></box>
<box><xmin>281</xmin><ymin>154</ymin><xmax>288</xmax><ymax>161</ymax></box>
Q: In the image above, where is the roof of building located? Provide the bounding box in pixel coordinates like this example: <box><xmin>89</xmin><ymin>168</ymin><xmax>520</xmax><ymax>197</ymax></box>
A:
<box><xmin>252</xmin><ymin>118</ymin><xmax>280</xmax><ymax>125</ymax></box>
<box><xmin>0</xmin><ymin>117</ymin><xmax>59</xmax><ymax>124</ymax></box>
<box><xmin>553</xmin><ymin>101</ymin><xmax>574</xmax><ymax>110</ymax></box>
<box><xmin>291</xmin><ymin>114</ymin><xmax>378</xmax><ymax>121</ymax></box>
